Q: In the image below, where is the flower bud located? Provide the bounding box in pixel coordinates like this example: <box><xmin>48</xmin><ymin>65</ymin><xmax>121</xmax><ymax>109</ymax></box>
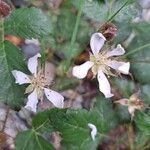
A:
<box><xmin>98</xmin><ymin>23</ymin><xmax>117</xmax><ymax>41</ymax></box>
<box><xmin>0</xmin><ymin>1</ymin><xmax>11</xmax><ymax>17</ymax></box>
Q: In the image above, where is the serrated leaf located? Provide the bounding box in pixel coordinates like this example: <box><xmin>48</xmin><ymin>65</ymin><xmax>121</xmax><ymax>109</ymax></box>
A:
<box><xmin>94</xmin><ymin>96</ymin><xmax>118</xmax><ymax>131</ymax></box>
<box><xmin>15</xmin><ymin>130</ymin><xmax>54</xmax><ymax>150</ymax></box>
<box><xmin>114</xmin><ymin>2</ymin><xmax>141</xmax><ymax>22</ymax></box>
<box><xmin>47</xmin><ymin>97</ymin><xmax>118</xmax><ymax>150</ymax></box>
<box><xmin>48</xmin><ymin>109</ymin><xmax>102</xmax><ymax>150</ymax></box>
<box><xmin>72</xmin><ymin>0</ymin><xmax>106</xmax><ymax>22</ymax></box>
<box><xmin>134</xmin><ymin>111</ymin><xmax>150</xmax><ymax>135</ymax></box>
<box><xmin>4</xmin><ymin>7</ymin><xmax>52</xmax><ymax>38</ymax></box>
<box><xmin>0</xmin><ymin>41</ymin><xmax>27</xmax><ymax>108</ymax></box>
<box><xmin>72</xmin><ymin>0</ymin><xmax>139</xmax><ymax>22</ymax></box>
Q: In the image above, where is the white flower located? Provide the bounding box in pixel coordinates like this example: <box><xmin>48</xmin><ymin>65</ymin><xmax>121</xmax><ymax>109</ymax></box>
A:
<box><xmin>25</xmin><ymin>38</ymin><xmax>40</xmax><ymax>46</ymax></box>
<box><xmin>72</xmin><ymin>33</ymin><xmax>130</xmax><ymax>98</ymax></box>
<box><xmin>115</xmin><ymin>93</ymin><xmax>145</xmax><ymax>118</ymax></box>
<box><xmin>88</xmin><ymin>123</ymin><xmax>97</xmax><ymax>141</ymax></box>
<box><xmin>12</xmin><ymin>53</ymin><xmax>64</xmax><ymax>112</ymax></box>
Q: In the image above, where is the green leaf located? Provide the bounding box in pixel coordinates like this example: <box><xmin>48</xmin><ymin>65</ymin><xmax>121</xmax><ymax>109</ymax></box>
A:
<box><xmin>94</xmin><ymin>96</ymin><xmax>118</xmax><ymax>130</ymax></box>
<box><xmin>47</xmin><ymin>97</ymin><xmax>118</xmax><ymax>149</ymax></box>
<box><xmin>72</xmin><ymin>0</ymin><xmax>107</xmax><ymax>22</ymax></box>
<box><xmin>134</xmin><ymin>111</ymin><xmax>150</xmax><ymax>135</ymax></box>
<box><xmin>112</xmin><ymin>78</ymin><xmax>135</xmax><ymax>97</ymax></box>
<box><xmin>53</xmin><ymin>77</ymin><xmax>78</xmax><ymax>91</ymax></box>
<box><xmin>127</xmin><ymin>23</ymin><xmax>150</xmax><ymax>84</ymax></box>
<box><xmin>0</xmin><ymin>41</ymin><xmax>27</xmax><ymax>108</ymax></box>
<box><xmin>15</xmin><ymin>130</ymin><xmax>54</xmax><ymax>150</ymax></box>
<box><xmin>32</xmin><ymin>110</ymin><xmax>53</xmax><ymax>133</ymax></box>
<box><xmin>141</xmin><ymin>84</ymin><xmax>150</xmax><ymax>105</ymax></box>
<box><xmin>54</xmin><ymin>9</ymin><xmax>76</xmax><ymax>41</ymax></box>
<box><xmin>72</xmin><ymin>0</ymin><xmax>139</xmax><ymax>22</ymax></box>
<box><xmin>48</xmin><ymin>109</ymin><xmax>102</xmax><ymax>150</ymax></box>
<box><xmin>4</xmin><ymin>7</ymin><xmax>52</xmax><ymax>38</ymax></box>
<box><xmin>114</xmin><ymin>2</ymin><xmax>141</xmax><ymax>22</ymax></box>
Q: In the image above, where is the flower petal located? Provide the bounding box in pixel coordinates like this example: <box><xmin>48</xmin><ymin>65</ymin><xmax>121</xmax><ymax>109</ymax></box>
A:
<box><xmin>25</xmin><ymin>89</ymin><xmax>38</xmax><ymax>112</ymax></box>
<box><xmin>128</xmin><ymin>106</ymin><xmax>135</xmax><ymax>117</ymax></box>
<box><xmin>90</xmin><ymin>33</ymin><xmax>106</xmax><ymax>55</ymax></box>
<box><xmin>44</xmin><ymin>88</ymin><xmax>64</xmax><ymax>108</ymax></box>
<box><xmin>118</xmin><ymin>62</ymin><xmax>130</xmax><ymax>74</ymax></box>
<box><xmin>108</xmin><ymin>61</ymin><xmax>130</xmax><ymax>74</ymax></box>
<box><xmin>106</xmin><ymin>44</ymin><xmax>125</xmax><ymax>57</ymax></box>
<box><xmin>27</xmin><ymin>53</ymin><xmax>41</xmax><ymax>75</ymax></box>
<box><xmin>72</xmin><ymin>61</ymin><xmax>94</xmax><ymax>79</ymax></box>
<box><xmin>12</xmin><ymin>70</ymin><xmax>31</xmax><ymax>85</ymax></box>
<box><xmin>97</xmin><ymin>70</ymin><xmax>114</xmax><ymax>98</ymax></box>
<box><xmin>88</xmin><ymin>123</ymin><xmax>97</xmax><ymax>141</ymax></box>
<box><xmin>25</xmin><ymin>38</ymin><xmax>40</xmax><ymax>46</ymax></box>
<box><xmin>115</xmin><ymin>99</ymin><xmax>129</xmax><ymax>106</ymax></box>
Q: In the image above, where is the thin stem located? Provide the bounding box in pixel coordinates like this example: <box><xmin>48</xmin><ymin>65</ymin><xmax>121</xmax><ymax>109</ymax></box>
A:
<box><xmin>107</xmin><ymin>1</ymin><xmax>128</xmax><ymax>22</ymax></box>
<box><xmin>123</xmin><ymin>43</ymin><xmax>150</xmax><ymax>58</ymax></box>
<box><xmin>63</xmin><ymin>0</ymin><xmax>84</xmax><ymax>71</ymax></box>
<box><xmin>107</xmin><ymin>0</ymin><xmax>113</xmax><ymax>19</ymax></box>
<box><xmin>0</xmin><ymin>17</ymin><xmax>4</xmax><ymax>43</ymax></box>
<box><xmin>130</xmin><ymin>60</ymin><xmax>150</xmax><ymax>64</ymax></box>
<box><xmin>70</xmin><ymin>0</ymin><xmax>84</xmax><ymax>50</ymax></box>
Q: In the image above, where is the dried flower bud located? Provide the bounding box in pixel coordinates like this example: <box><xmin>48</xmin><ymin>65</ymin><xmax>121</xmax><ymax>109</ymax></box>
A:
<box><xmin>0</xmin><ymin>1</ymin><xmax>11</xmax><ymax>17</ymax></box>
<box><xmin>98</xmin><ymin>22</ymin><xmax>117</xmax><ymax>41</ymax></box>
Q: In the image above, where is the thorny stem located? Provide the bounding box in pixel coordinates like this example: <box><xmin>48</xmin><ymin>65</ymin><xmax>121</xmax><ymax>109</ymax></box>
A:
<box><xmin>123</xmin><ymin>43</ymin><xmax>150</xmax><ymax>58</ymax></box>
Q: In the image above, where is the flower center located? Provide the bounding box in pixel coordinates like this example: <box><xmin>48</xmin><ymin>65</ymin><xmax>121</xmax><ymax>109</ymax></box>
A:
<box><xmin>31</xmin><ymin>73</ymin><xmax>48</xmax><ymax>89</ymax></box>
<box><xmin>90</xmin><ymin>52</ymin><xmax>112</xmax><ymax>76</ymax></box>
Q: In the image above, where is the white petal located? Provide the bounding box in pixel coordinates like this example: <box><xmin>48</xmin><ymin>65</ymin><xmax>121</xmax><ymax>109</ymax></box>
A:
<box><xmin>108</xmin><ymin>61</ymin><xmax>130</xmax><ymax>74</ymax></box>
<box><xmin>97</xmin><ymin>70</ymin><xmax>114</xmax><ymax>98</ymax></box>
<box><xmin>106</xmin><ymin>44</ymin><xmax>125</xmax><ymax>57</ymax></box>
<box><xmin>44</xmin><ymin>88</ymin><xmax>64</xmax><ymax>108</ymax></box>
<box><xmin>25</xmin><ymin>38</ymin><xmax>40</xmax><ymax>46</ymax></box>
<box><xmin>88</xmin><ymin>123</ymin><xmax>97</xmax><ymax>141</ymax></box>
<box><xmin>28</xmin><ymin>53</ymin><xmax>41</xmax><ymax>75</ymax></box>
<box><xmin>90</xmin><ymin>33</ymin><xmax>106</xmax><ymax>55</ymax></box>
<box><xmin>118</xmin><ymin>62</ymin><xmax>130</xmax><ymax>74</ymax></box>
<box><xmin>128</xmin><ymin>106</ymin><xmax>135</xmax><ymax>116</ymax></box>
<box><xmin>72</xmin><ymin>61</ymin><xmax>94</xmax><ymax>79</ymax></box>
<box><xmin>25</xmin><ymin>89</ymin><xmax>38</xmax><ymax>112</ymax></box>
<box><xmin>12</xmin><ymin>70</ymin><xmax>31</xmax><ymax>85</ymax></box>
<box><xmin>115</xmin><ymin>99</ymin><xmax>129</xmax><ymax>106</ymax></box>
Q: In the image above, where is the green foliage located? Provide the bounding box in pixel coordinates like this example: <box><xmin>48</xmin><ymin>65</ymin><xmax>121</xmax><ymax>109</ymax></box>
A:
<box><xmin>141</xmin><ymin>84</ymin><xmax>150</xmax><ymax>105</ymax></box>
<box><xmin>127</xmin><ymin>23</ymin><xmax>150</xmax><ymax>84</ymax></box>
<box><xmin>134</xmin><ymin>111</ymin><xmax>150</xmax><ymax>135</ymax></box>
<box><xmin>72</xmin><ymin>0</ymin><xmax>139</xmax><ymax>22</ymax></box>
<box><xmin>0</xmin><ymin>41</ymin><xmax>27</xmax><ymax>108</ymax></box>
<box><xmin>16</xmin><ymin>98</ymin><xmax>119</xmax><ymax>150</ymax></box>
<box><xmin>15</xmin><ymin>130</ymin><xmax>54</xmax><ymax>150</ymax></box>
<box><xmin>94</xmin><ymin>96</ymin><xmax>118</xmax><ymax>131</ymax></box>
<box><xmin>16</xmin><ymin>111</ymin><xmax>54</xmax><ymax>150</ymax></box>
<box><xmin>53</xmin><ymin>77</ymin><xmax>78</xmax><ymax>91</ymax></box>
<box><xmin>112</xmin><ymin>78</ymin><xmax>135</xmax><ymax>97</ymax></box>
<box><xmin>4</xmin><ymin>7</ymin><xmax>52</xmax><ymax>38</ymax></box>
<box><xmin>48</xmin><ymin>109</ymin><xmax>101</xmax><ymax>150</ymax></box>
<box><xmin>54</xmin><ymin>9</ymin><xmax>76</xmax><ymax>40</ymax></box>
